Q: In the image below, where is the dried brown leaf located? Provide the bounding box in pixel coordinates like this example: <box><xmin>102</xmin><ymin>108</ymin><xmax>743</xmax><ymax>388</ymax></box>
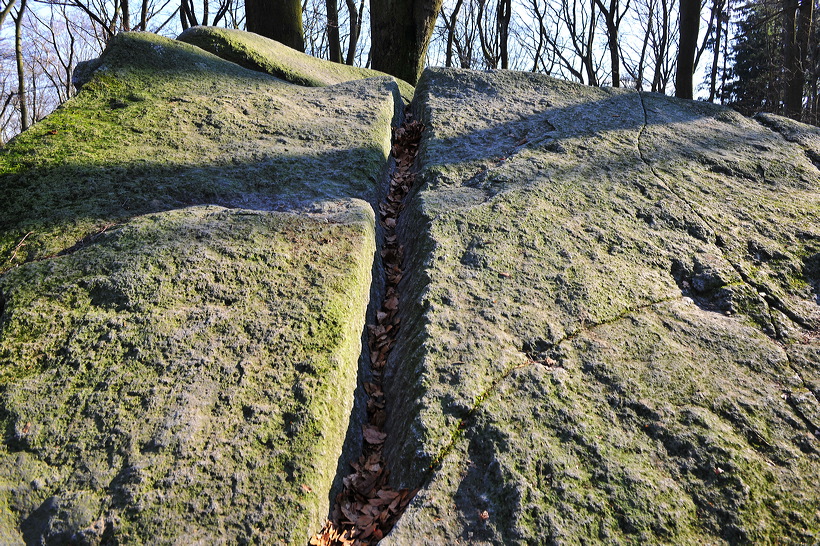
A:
<box><xmin>377</xmin><ymin>489</ymin><xmax>400</xmax><ymax>501</ymax></box>
<box><xmin>371</xmin><ymin>410</ymin><xmax>386</xmax><ymax>427</ymax></box>
<box><xmin>340</xmin><ymin>502</ymin><xmax>358</xmax><ymax>524</ymax></box>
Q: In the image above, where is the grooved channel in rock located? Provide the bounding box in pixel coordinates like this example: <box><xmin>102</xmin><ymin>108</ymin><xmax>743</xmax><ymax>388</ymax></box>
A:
<box><xmin>310</xmin><ymin>110</ymin><xmax>424</xmax><ymax>546</ymax></box>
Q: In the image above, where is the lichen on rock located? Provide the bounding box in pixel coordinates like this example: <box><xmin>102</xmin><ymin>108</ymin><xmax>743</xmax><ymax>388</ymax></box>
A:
<box><xmin>382</xmin><ymin>67</ymin><xmax>820</xmax><ymax>544</ymax></box>
<box><xmin>177</xmin><ymin>26</ymin><xmax>415</xmax><ymax>102</ymax></box>
<box><xmin>3</xmin><ymin>34</ymin><xmax>820</xmax><ymax>545</ymax></box>
<box><xmin>0</xmin><ymin>31</ymin><xmax>401</xmax><ymax>544</ymax></box>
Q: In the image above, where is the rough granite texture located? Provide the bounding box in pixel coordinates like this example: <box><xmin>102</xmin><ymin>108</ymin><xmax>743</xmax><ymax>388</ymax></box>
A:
<box><xmin>0</xmin><ymin>32</ymin><xmax>401</xmax><ymax>544</ymax></box>
<box><xmin>177</xmin><ymin>27</ymin><xmax>415</xmax><ymax>101</ymax></box>
<box><xmin>2</xmin><ymin>39</ymin><xmax>820</xmax><ymax>545</ymax></box>
<box><xmin>382</xmin><ymin>68</ymin><xmax>820</xmax><ymax>544</ymax></box>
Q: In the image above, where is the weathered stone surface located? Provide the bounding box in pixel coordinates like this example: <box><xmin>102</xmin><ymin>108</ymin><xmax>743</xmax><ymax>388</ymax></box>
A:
<box><xmin>382</xmin><ymin>68</ymin><xmax>820</xmax><ymax>543</ymax></box>
<box><xmin>1</xmin><ymin>32</ymin><xmax>400</xmax><ymax>266</ymax></box>
<box><xmin>0</xmin><ymin>33</ymin><xmax>400</xmax><ymax>543</ymax></box>
<box><xmin>4</xmin><ymin>35</ymin><xmax>820</xmax><ymax>544</ymax></box>
<box><xmin>178</xmin><ymin>26</ymin><xmax>415</xmax><ymax>101</ymax></box>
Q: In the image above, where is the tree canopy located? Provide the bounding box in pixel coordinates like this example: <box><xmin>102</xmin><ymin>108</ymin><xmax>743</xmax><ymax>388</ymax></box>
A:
<box><xmin>2</xmin><ymin>0</ymin><xmax>820</xmax><ymax>144</ymax></box>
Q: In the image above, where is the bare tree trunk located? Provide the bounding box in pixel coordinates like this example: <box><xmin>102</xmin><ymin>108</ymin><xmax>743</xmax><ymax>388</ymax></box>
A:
<box><xmin>179</xmin><ymin>2</ymin><xmax>187</xmax><ymax>29</ymax></box>
<box><xmin>676</xmin><ymin>0</ymin><xmax>699</xmax><ymax>98</ymax></box>
<box><xmin>121</xmin><ymin>0</ymin><xmax>130</xmax><ymax>31</ymax></box>
<box><xmin>784</xmin><ymin>0</ymin><xmax>813</xmax><ymax>119</ymax></box>
<box><xmin>444</xmin><ymin>0</ymin><xmax>464</xmax><ymax>67</ymax></box>
<box><xmin>180</xmin><ymin>0</ymin><xmax>198</xmax><ymax>29</ymax></box>
<box><xmin>606</xmin><ymin>12</ymin><xmax>619</xmax><ymax>85</ymax></box>
<box><xmin>344</xmin><ymin>0</ymin><xmax>361</xmax><ymax>64</ymax></box>
<box><xmin>719</xmin><ymin>1</ymin><xmax>729</xmax><ymax>103</ymax></box>
<box><xmin>327</xmin><ymin>0</ymin><xmax>342</xmax><ymax>62</ymax></box>
<box><xmin>477</xmin><ymin>0</ymin><xmax>497</xmax><ymax>68</ymax></box>
<box><xmin>594</xmin><ymin>0</ymin><xmax>627</xmax><ymax>87</ymax></box>
<box><xmin>498</xmin><ymin>0</ymin><xmax>511</xmax><ymax>68</ymax></box>
<box><xmin>796</xmin><ymin>0</ymin><xmax>813</xmax><ymax>110</ymax></box>
<box><xmin>140</xmin><ymin>0</ymin><xmax>148</xmax><ymax>29</ymax></box>
<box><xmin>708</xmin><ymin>0</ymin><xmax>725</xmax><ymax>102</ymax></box>
<box><xmin>531</xmin><ymin>0</ymin><xmax>548</xmax><ymax>72</ymax></box>
<box><xmin>636</xmin><ymin>0</ymin><xmax>653</xmax><ymax>89</ymax></box>
<box><xmin>246</xmin><ymin>0</ymin><xmax>305</xmax><ymax>51</ymax></box>
<box><xmin>783</xmin><ymin>0</ymin><xmax>799</xmax><ymax>116</ymax></box>
<box><xmin>583</xmin><ymin>0</ymin><xmax>598</xmax><ymax>85</ymax></box>
<box><xmin>14</xmin><ymin>0</ymin><xmax>28</xmax><ymax>131</ymax></box>
<box><xmin>652</xmin><ymin>0</ymin><xmax>669</xmax><ymax>92</ymax></box>
<box><xmin>370</xmin><ymin>0</ymin><xmax>443</xmax><ymax>83</ymax></box>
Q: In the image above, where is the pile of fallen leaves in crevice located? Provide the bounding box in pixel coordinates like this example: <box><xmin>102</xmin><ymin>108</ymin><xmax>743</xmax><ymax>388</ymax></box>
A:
<box><xmin>310</xmin><ymin>111</ymin><xmax>424</xmax><ymax>546</ymax></box>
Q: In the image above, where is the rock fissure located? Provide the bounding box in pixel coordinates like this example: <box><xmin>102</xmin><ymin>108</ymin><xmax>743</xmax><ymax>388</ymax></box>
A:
<box><xmin>310</xmin><ymin>110</ymin><xmax>424</xmax><ymax>546</ymax></box>
<box><xmin>427</xmin><ymin>294</ymin><xmax>684</xmax><ymax>473</ymax></box>
<box><xmin>636</xmin><ymin>92</ymin><xmax>816</xmax><ymax>336</ymax></box>
<box><xmin>782</xmin><ymin>388</ymin><xmax>820</xmax><ymax>442</ymax></box>
<box><xmin>781</xmin><ymin>348</ymin><xmax>820</xmax><ymax>433</ymax></box>
<box><xmin>3</xmin><ymin>47</ymin><xmax>820</xmax><ymax>543</ymax></box>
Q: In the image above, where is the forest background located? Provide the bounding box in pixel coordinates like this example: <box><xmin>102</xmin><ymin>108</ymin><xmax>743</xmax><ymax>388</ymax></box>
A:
<box><xmin>0</xmin><ymin>0</ymin><xmax>817</xmax><ymax>144</ymax></box>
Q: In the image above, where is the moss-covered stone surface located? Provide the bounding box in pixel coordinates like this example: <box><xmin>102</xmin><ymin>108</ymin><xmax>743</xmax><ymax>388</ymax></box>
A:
<box><xmin>177</xmin><ymin>27</ymin><xmax>415</xmax><ymax>101</ymax></box>
<box><xmin>382</xmin><ymin>68</ymin><xmax>820</xmax><ymax>544</ymax></box>
<box><xmin>0</xmin><ymin>32</ymin><xmax>400</xmax><ymax>543</ymax></box>
<box><xmin>3</xmin><ymin>36</ymin><xmax>820</xmax><ymax>544</ymax></box>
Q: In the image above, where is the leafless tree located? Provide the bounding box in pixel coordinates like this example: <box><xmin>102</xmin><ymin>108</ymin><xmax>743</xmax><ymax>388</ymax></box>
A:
<box><xmin>621</xmin><ymin>0</ymin><xmax>677</xmax><ymax>92</ymax></box>
<box><xmin>519</xmin><ymin>0</ymin><xmax>559</xmax><ymax>73</ymax></box>
<box><xmin>594</xmin><ymin>0</ymin><xmax>630</xmax><ymax>86</ymax></box>
<box><xmin>546</xmin><ymin>0</ymin><xmax>603</xmax><ymax>84</ymax></box>
<box><xmin>12</xmin><ymin>0</ymin><xmax>28</xmax><ymax>131</ymax></box>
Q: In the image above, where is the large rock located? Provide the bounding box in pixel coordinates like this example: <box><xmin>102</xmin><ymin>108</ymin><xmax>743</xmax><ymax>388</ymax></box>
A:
<box><xmin>382</xmin><ymin>68</ymin><xmax>820</xmax><ymax>544</ymax></box>
<box><xmin>3</xmin><ymin>38</ymin><xmax>820</xmax><ymax>544</ymax></box>
<box><xmin>0</xmin><ymin>32</ymin><xmax>401</xmax><ymax>543</ymax></box>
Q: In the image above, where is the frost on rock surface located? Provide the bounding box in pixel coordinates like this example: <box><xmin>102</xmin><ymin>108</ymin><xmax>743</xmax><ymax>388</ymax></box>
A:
<box><xmin>382</xmin><ymin>68</ymin><xmax>820</xmax><ymax>545</ymax></box>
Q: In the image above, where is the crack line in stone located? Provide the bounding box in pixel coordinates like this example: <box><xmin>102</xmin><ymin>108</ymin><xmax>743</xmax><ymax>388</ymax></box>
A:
<box><xmin>427</xmin><ymin>294</ymin><xmax>682</xmax><ymax>472</ymax></box>
<box><xmin>780</xmin><ymin>349</ymin><xmax>820</xmax><ymax>437</ymax></box>
<box><xmin>636</xmin><ymin>92</ymin><xmax>820</xmax><ymax>444</ymax></box>
<box><xmin>635</xmin><ymin>92</ymin><xmax>816</xmax><ymax>335</ymax></box>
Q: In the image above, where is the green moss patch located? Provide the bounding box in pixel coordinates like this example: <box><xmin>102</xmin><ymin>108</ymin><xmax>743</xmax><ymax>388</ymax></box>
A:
<box><xmin>178</xmin><ymin>26</ymin><xmax>414</xmax><ymax>101</ymax></box>
<box><xmin>1</xmin><ymin>32</ymin><xmax>400</xmax><ymax>270</ymax></box>
<box><xmin>0</xmin><ymin>31</ymin><xmax>402</xmax><ymax>543</ymax></box>
<box><xmin>381</xmin><ymin>67</ymin><xmax>820</xmax><ymax>543</ymax></box>
<box><xmin>0</xmin><ymin>205</ymin><xmax>375</xmax><ymax>543</ymax></box>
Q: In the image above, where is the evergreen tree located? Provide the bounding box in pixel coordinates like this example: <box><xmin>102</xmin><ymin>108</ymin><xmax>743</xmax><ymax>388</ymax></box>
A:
<box><xmin>726</xmin><ymin>0</ymin><xmax>784</xmax><ymax>116</ymax></box>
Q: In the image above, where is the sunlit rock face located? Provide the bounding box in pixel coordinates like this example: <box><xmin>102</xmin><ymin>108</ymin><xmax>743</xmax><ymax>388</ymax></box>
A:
<box><xmin>383</xmin><ymin>68</ymin><xmax>820</xmax><ymax>545</ymax></box>
<box><xmin>0</xmin><ymin>32</ymin><xmax>402</xmax><ymax>544</ymax></box>
<box><xmin>1</xmin><ymin>32</ymin><xmax>819</xmax><ymax>545</ymax></box>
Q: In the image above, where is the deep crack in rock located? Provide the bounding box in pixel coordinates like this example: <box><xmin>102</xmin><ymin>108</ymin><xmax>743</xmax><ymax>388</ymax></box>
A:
<box><xmin>310</xmin><ymin>110</ymin><xmax>424</xmax><ymax>546</ymax></box>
